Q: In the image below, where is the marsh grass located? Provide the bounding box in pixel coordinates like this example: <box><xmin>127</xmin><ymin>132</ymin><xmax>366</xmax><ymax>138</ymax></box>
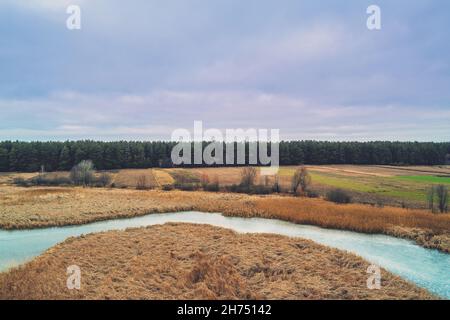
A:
<box><xmin>0</xmin><ymin>185</ymin><xmax>448</xmax><ymax>251</ymax></box>
<box><xmin>0</xmin><ymin>224</ymin><xmax>436</xmax><ymax>300</ymax></box>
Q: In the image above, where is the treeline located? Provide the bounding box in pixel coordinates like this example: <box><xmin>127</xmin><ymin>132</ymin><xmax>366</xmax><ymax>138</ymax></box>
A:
<box><xmin>0</xmin><ymin>140</ymin><xmax>449</xmax><ymax>172</ymax></box>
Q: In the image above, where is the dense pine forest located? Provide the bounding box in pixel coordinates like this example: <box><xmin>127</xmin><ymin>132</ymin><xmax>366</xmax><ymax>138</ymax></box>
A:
<box><xmin>0</xmin><ymin>140</ymin><xmax>449</xmax><ymax>172</ymax></box>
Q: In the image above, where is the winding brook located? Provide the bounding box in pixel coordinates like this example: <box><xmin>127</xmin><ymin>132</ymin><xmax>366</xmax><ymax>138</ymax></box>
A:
<box><xmin>0</xmin><ymin>211</ymin><xmax>449</xmax><ymax>298</ymax></box>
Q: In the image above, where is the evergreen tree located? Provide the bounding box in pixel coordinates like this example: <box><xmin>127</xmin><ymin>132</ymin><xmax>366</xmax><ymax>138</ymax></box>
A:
<box><xmin>0</xmin><ymin>148</ymin><xmax>9</xmax><ymax>171</ymax></box>
<box><xmin>59</xmin><ymin>146</ymin><xmax>72</xmax><ymax>170</ymax></box>
<box><xmin>0</xmin><ymin>140</ymin><xmax>448</xmax><ymax>172</ymax></box>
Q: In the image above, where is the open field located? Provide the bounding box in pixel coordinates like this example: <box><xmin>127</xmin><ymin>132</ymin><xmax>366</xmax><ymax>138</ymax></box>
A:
<box><xmin>0</xmin><ymin>223</ymin><xmax>436</xmax><ymax>300</ymax></box>
<box><xmin>396</xmin><ymin>175</ymin><xmax>450</xmax><ymax>184</ymax></box>
<box><xmin>281</xmin><ymin>165</ymin><xmax>450</xmax><ymax>208</ymax></box>
<box><xmin>162</xmin><ymin>165</ymin><xmax>450</xmax><ymax>208</ymax></box>
<box><xmin>0</xmin><ymin>185</ymin><xmax>449</xmax><ymax>252</ymax></box>
<box><xmin>3</xmin><ymin>165</ymin><xmax>449</xmax><ymax>209</ymax></box>
<box><xmin>308</xmin><ymin>165</ymin><xmax>450</xmax><ymax>177</ymax></box>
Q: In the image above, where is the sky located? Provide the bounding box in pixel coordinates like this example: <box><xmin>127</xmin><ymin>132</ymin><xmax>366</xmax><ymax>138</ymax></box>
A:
<box><xmin>0</xmin><ymin>0</ymin><xmax>449</xmax><ymax>141</ymax></box>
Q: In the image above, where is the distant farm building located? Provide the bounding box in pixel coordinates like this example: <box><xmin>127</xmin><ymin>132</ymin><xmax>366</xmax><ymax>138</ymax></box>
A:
<box><xmin>446</xmin><ymin>154</ymin><xmax>450</xmax><ymax>165</ymax></box>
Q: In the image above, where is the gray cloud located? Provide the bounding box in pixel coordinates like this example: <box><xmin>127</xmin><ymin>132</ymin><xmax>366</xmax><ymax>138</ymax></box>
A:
<box><xmin>1</xmin><ymin>91</ymin><xmax>448</xmax><ymax>141</ymax></box>
<box><xmin>0</xmin><ymin>0</ymin><xmax>449</xmax><ymax>141</ymax></box>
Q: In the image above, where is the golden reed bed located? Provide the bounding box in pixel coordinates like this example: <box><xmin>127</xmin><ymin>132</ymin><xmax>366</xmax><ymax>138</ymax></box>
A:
<box><xmin>0</xmin><ymin>186</ymin><xmax>449</xmax><ymax>252</ymax></box>
<box><xmin>0</xmin><ymin>224</ymin><xmax>436</xmax><ymax>300</ymax></box>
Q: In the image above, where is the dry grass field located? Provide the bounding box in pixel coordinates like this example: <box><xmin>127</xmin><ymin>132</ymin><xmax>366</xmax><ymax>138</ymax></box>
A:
<box><xmin>0</xmin><ymin>167</ymin><xmax>448</xmax><ymax>300</ymax></box>
<box><xmin>110</xmin><ymin>169</ymin><xmax>159</xmax><ymax>188</ymax></box>
<box><xmin>3</xmin><ymin>165</ymin><xmax>448</xmax><ymax>209</ymax></box>
<box><xmin>163</xmin><ymin>165</ymin><xmax>450</xmax><ymax>208</ymax></box>
<box><xmin>0</xmin><ymin>223</ymin><xmax>436</xmax><ymax>300</ymax></box>
<box><xmin>0</xmin><ymin>184</ymin><xmax>449</xmax><ymax>252</ymax></box>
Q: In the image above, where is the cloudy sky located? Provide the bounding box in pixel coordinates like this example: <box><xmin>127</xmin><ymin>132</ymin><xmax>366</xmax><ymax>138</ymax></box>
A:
<box><xmin>0</xmin><ymin>0</ymin><xmax>449</xmax><ymax>141</ymax></box>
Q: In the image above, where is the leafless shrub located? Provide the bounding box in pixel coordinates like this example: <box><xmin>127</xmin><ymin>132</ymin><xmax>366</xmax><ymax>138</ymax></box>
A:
<box><xmin>240</xmin><ymin>167</ymin><xmax>257</xmax><ymax>187</ymax></box>
<box><xmin>428</xmin><ymin>185</ymin><xmax>448</xmax><ymax>214</ymax></box>
<box><xmin>201</xmin><ymin>173</ymin><xmax>210</xmax><ymax>189</ymax></box>
<box><xmin>272</xmin><ymin>175</ymin><xmax>281</xmax><ymax>193</ymax></box>
<box><xmin>97</xmin><ymin>173</ymin><xmax>112</xmax><ymax>187</ymax></box>
<box><xmin>263</xmin><ymin>175</ymin><xmax>270</xmax><ymax>187</ymax></box>
<box><xmin>427</xmin><ymin>186</ymin><xmax>435</xmax><ymax>213</ymax></box>
<box><xmin>326</xmin><ymin>189</ymin><xmax>352</xmax><ymax>204</ymax></box>
<box><xmin>13</xmin><ymin>177</ymin><xmax>30</xmax><ymax>187</ymax></box>
<box><xmin>291</xmin><ymin>166</ymin><xmax>311</xmax><ymax>195</ymax></box>
<box><xmin>436</xmin><ymin>185</ymin><xmax>449</xmax><ymax>213</ymax></box>
<box><xmin>136</xmin><ymin>175</ymin><xmax>151</xmax><ymax>190</ymax></box>
<box><xmin>204</xmin><ymin>176</ymin><xmax>220</xmax><ymax>192</ymax></box>
<box><xmin>70</xmin><ymin>160</ymin><xmax>95</xmax><ymax>186</ymax></box>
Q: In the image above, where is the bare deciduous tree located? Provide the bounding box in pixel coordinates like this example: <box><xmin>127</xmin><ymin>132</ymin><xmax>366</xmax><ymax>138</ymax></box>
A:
<box><xmin>427</xmin><ymin>185</ymin><xmax>449</xmax><ymax>214</ymax></box>
<box><xmin>272</xmin><ymin>174</ymin><xmax>281</xmax><ymax>193</ymax></box>
<box><xmin>291</xmin><ymin>166</ymin><xmax>311</xmax><ymax>195</ymax></box>
<box><xmin>136</xmin><ymin>174</ymin><xmax>149</xmax><ymax>190</ymax></box>
<box><xmin>70</xmin><ymin>160</ymin><xmax>94</xmax><ymax>186</ymax></box>
<box><xmin>436</xmin><ymin>185</ymin><xmax>448</xmax><ymax>214</ymax></box>
<box><xmin>427</xmin><ymin>186</ymin><xmax>435</xmax><ymax>213</ymax></box>
<box><xmin>240</xmin><ymin>167</ymin><xmax>257</xmax><ymax>187</ymax></box>
<box><xmin>98</xmin><ymin>173</ymin><xmax>112</xmax><ymax>187</ymax></box>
